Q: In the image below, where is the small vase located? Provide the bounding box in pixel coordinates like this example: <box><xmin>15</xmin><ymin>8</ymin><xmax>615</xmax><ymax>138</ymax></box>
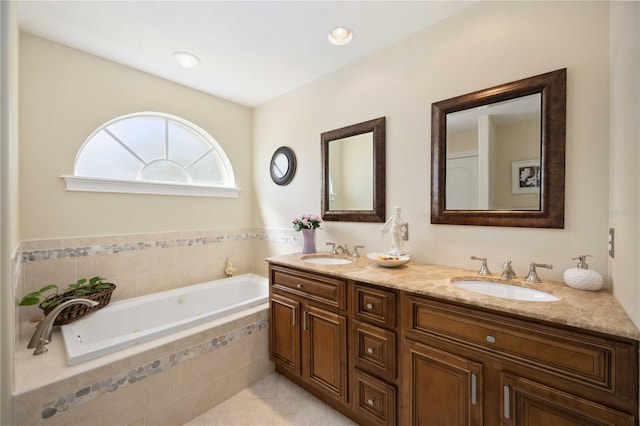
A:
<box><xmin>302</xmin><ymin>229</ymin><xmax>316</xmax><ymax>254</ymax></box>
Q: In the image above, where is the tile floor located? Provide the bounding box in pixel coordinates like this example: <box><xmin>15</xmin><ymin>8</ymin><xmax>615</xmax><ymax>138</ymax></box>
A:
<box><xmin>184</xmin><ymin>372</ymin><xmax>358</xmax><ymax>426</ymax></box>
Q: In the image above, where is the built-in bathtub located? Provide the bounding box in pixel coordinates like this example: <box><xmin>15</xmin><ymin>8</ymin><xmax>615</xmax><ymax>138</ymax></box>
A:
<box><xmin>61</xmin><ymin>273</ymin><xmax>268</xmax><ymax>365</ymax></box>
<box><xmin>14</xmin><ymin>273</ymin><xmax>273</xmax><ymax>425</ymax></box>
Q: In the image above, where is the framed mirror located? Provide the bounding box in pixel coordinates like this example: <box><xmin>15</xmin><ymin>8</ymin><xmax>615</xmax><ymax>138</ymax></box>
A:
<box><xmin>321</xmin><ymin>117</ymin><xmax>386</xmax><ymax>222</ymax></box>
<box><xmin>431</xmin><ymin>68</ymin><xmax>566</xmax><ymax>228</ymax></box>
<box><xmin>270</xmin><ymin>146</ymin><xmax>296</xmax><ymax>185</ymax></box>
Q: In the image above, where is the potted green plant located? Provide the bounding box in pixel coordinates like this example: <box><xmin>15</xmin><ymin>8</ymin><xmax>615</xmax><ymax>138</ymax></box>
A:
<box><xmin>19</xmin><ymin>276</ymin><xmax>116</xmax><ymax>325</ymax></box>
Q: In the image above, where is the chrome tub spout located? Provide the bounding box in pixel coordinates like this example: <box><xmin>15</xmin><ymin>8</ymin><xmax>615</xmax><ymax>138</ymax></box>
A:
<box><xmin>27</xmin><ymin>298</ymin><xmax>98</xmax><ymax>355</ymax></box>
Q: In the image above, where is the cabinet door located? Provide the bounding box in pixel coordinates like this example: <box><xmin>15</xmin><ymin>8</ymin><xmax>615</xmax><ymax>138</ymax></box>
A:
<box><xmin>270</xmin><ymin>293</ymin><xmax>300</xmax><ymax>374</ymax></box>
<box><xmin>502</xmin><ymin>374</ymin><xmax>635</xmax><ymax>426</ymax></box>
<box><xmin>407</xmin><ymin>340</ymin><xmax>483</xmax><ymax>426</ymax></box>
<box><xmin>303</xmin><ymin>304</ymin><xmax>348</xmax><ymax>404</ymax></box>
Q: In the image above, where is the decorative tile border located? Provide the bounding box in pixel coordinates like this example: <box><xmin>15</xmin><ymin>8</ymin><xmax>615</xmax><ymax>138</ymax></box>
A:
<box><xmin>40</xmin><ymin>317</ymin><xmax>268</xmax><ymax>420</ymax></box>
<box><xmin>22</xmin><ymin>231</ymin><xmax>301</xmax><ymax>263</ymax></box>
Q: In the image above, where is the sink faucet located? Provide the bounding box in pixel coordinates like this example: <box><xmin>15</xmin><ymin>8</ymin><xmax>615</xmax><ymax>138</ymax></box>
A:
<box><xmin>470</xmin><ymin>256</ymin><xmax>492</xmax><ymax>276</ymax></box>
<box><xmin>27</xmin><ymin>298</ymin><xmax>98</xmax><ymax>355</ymax></box>
<box><xmin>351</xmin><ymin>245</ymin><xmax>365</xmax><ymax>258</ymax></box>
<box><xmin>334</xmin><ymin>244</ymin><xmax>351</xmax><ymax>256</ymax></box>
<box><xmin>501</xmin><ymin>260</ymin><xmax>517</xmax><ymax>280</ymax></box>
<box><xmin>524</xmin><ymin>263</ymin><xmax>553</xmax><ymax>283</ymax></box>
<box><xmin>327</xmin><ymin>242</ymin><xmax>364</xmax><ymax>257</ymax></box>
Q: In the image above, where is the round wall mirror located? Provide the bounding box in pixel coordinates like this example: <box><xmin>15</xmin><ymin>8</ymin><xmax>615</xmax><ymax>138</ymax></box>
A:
<box><xmin>270</xmin><ymin>146</ymin><xmax>296</xmax><ymax>185</ymax></box>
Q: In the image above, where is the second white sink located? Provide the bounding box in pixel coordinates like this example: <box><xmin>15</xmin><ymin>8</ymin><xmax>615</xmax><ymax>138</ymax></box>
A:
<box><xmin>453</xmin><ymin>280</ymin><xmax>560</xmax><ymax>302</ymax></box>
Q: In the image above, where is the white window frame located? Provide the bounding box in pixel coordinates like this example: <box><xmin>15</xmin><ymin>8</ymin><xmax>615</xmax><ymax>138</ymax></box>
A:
<box><xmin>61</xmin><ymin>112</ymin><xmax>240</xmax><ymax>198</ymax></box>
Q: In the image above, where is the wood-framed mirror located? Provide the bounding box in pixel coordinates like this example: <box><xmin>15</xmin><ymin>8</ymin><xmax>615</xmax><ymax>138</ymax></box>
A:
<box><xmin>321</xmin><ymin>117</ymin><xmax>386</xmax><ymax>222</ymax></box>
<box><xmin>431</xmin><ymin>68</ymin><xmax>566</xmax><ymax>228</ymax></box>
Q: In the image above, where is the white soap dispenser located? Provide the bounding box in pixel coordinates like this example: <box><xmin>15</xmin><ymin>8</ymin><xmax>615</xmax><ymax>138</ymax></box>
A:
<box><xmin>563</xmin><ymin>255</ymin><xmax>603</xmax><ymax>291</ymax></box>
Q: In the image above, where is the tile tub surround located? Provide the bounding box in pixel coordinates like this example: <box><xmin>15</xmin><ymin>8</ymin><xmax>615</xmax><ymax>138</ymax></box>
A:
<box><xmin>267</xmin><ymin>253</ymin><xmax>640</xmax><ymax>340</ymax></box>
<box><xmin>14</xmin><ymin>306</ymin><xmax>273</xmax><ymax>426</ymax></box>
<box><xmin>16</xmin><ymin>228</ymin><xmax>301</xmax><ymax>331</ymax></box>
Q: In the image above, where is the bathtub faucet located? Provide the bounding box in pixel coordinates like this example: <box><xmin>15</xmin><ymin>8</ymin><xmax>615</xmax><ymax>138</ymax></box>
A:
<box><xmin>27</xmin><ymin>298</ymin><xmax>98</xmax><ymax>356</ymax></box>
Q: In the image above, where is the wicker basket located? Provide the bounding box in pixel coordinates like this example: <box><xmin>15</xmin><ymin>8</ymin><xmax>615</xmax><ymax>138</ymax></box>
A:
<box><xmin>42</xmin><ymin>284</ymin><xmax>116</xmax><ymax>326</ymax></box>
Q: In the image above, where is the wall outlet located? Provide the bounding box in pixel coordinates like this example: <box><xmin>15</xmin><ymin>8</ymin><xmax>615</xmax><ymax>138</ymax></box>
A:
<box><xmin>402</xmin><ymin>223</ymin><xmax>409</xmax><ymax>241</ymax></box>
<box><xmin>608</xmin><ymin>228</ymin><xmax>615</xmax><ymax>258</ymax></box>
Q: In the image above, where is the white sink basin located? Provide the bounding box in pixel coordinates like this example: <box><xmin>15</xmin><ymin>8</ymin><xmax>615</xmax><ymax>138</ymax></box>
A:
<box><xmin>301</xmin><ymin>255</ymin><xmax>353</xmax><ymax>265</ymax></box>
<box><xmin>453</xmin><ymin>280</ymin><xmax>560</xmax><ymax>302</ymax></box>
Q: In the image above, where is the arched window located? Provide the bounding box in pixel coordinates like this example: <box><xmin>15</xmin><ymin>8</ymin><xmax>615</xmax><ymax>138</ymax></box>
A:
<box><xmin>62</xmin><ymin>112</ymin><xmax>239</xmax><ymax>197</ymax></box>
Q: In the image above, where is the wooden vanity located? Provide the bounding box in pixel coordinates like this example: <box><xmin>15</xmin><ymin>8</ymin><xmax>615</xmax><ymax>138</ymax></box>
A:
<box><xmin>267</xmin><ymin>255</ymin><xmax>639</xmax><ymax>425</ymax></box>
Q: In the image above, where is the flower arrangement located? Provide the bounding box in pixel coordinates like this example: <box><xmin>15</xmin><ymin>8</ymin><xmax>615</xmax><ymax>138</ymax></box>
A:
<box><xmin>292</xmin><ymin>214</ymin><xmax>322</xmax><ymax>231</ymax></box>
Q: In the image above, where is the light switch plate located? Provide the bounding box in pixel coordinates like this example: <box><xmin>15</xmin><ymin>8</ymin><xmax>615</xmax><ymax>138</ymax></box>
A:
<box><xmin>608</xmin><ymin>228</ymin><xmax>615</xmax><ymax>258</ymax></box>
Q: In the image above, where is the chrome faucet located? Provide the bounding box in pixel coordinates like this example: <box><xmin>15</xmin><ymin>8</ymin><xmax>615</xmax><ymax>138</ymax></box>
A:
<box><xmin>524</xmin><ymin>263</ymin><xmax>553</xmax><ymax>283</ymax></box>
<box><xmin>27</xmin><ymin>298</ymin><xmax>98</xmax><ymax>355</ymax></box>
<box><xmin>334</xmin><ymin>244</ymin><xmax>351</xmax><ymax>256</ymax></box>
<box><xmin>470</xmin><ymin>256</ymin><xmax>492</xmax><ymax>276</ymax></box>
<box><xmin>327</xmin><ymin>242</ymin><xmax>364</xmax><ymax>257</ymax></box>
<box><xmin>501</xmin><ymin>260</ymin><xmax>517</xmax><ymax>280</ymax></box>
<box><xmin>351</xmin><ymin>245</ymin><xmax>365</xmax><ymax>258</ymax></box>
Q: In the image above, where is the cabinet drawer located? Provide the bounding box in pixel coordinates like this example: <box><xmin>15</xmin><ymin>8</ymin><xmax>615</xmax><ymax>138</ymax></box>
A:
<box><xmin>353</xmin><ymin>284</ymin><xmax>397</xmax><ymax>328</ymax></box>
<box><xmin>352</xmin><ymin>368</ymin><xmax>396</xmax><ymax>426</ymax></box>
<box><xmin>271</xmin><ymin>266</ymin><xmax>346</xmax><ymax>310</ymax></box>
<box><xmin>407</xmin><ymin>296</ymin><xmax>622</xmax><ymax>394</ymax></box>
<box><xmin>353</xmin><ymin>320</ymin><xmax>397</xmax><ymax>382</ymax></box>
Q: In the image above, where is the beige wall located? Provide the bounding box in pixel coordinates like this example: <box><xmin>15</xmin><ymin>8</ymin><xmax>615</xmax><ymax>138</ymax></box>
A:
<box><xmin>254</xmin><ymin>1</ymin><xmax>610</xmax><ymax>283</ymax></box>
<box><xmin>609</xmin><ymin>1</ymin><xmax>640</xmax><ymax>326</ymax></box>
<box><xmin>19</xmin><ymin>34</ymin><xmax>254</xmax><ymax>240</ymax></box>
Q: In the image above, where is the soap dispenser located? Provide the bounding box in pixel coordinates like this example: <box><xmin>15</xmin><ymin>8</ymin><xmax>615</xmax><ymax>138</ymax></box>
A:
<box><xmin>563</xmin><ymin>255</ymin><xmax>603</xmax><ymax>291</ymax></box>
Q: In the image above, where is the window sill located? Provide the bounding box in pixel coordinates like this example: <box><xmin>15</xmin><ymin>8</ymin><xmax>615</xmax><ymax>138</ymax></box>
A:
<box><xmin>61</xmin><ymin>175</ymin><xmax>240</xmax><ymax>198</ymax></box>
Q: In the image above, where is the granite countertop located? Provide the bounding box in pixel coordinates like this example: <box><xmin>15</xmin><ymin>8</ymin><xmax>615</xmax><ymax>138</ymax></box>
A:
<box><xmin>267</xmin><ymin>253</ymin><xmax>640</xmax><ymax>341</ymax></box>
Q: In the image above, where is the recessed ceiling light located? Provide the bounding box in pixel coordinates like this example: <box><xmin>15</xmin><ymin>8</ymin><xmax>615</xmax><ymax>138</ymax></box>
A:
<box><xmin>328</xmin><ymin>27</ymin><xmax>353</xmax><ymax>46</ymax></box>
<box><xmin>172</xmin><ymin>51</ymin><xmax>201</xmax><ymax>69</ymax></box>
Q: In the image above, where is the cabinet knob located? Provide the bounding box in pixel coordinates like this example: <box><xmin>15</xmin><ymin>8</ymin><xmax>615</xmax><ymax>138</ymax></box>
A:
<box><xmin>367</xmin><ymin>347</ymin><xmax>374</xmax><ymax>354</ymax></box>
<box><xmin>365</xmin><ymin>303</ymin><xmax>374</xmax><ymax>310</ymax></box>
<box><xmin>296</xmin><ymin>283</ymin><xmax>303</xmax><ymax>289</ymax></box>
<box><xmin>367</xmin><ymin>398</ymin><xmax>375</xmax><ymax>406</ymax></box>
<box><xmin>486</xmin><ymin>335</ymin><xmax>496</xmax><ymax>343</ymax></box>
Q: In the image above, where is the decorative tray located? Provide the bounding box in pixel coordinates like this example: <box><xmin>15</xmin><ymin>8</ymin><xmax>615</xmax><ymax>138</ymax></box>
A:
<box><xmin>366</xmin><ymin>252</ymin><xmax>410</xmax><ymax>268</ymax></box>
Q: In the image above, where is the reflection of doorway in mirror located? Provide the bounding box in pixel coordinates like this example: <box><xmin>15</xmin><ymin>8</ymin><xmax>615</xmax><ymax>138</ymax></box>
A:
<box><xmin>446</xmin><ymin>152</ymin><xmax>479</xmax><ymax>210</ymax></box>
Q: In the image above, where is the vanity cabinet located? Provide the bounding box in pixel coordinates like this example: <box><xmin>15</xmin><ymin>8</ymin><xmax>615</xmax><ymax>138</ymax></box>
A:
<box><xmin>350</xmin><ymin>283</ymin><xmax>399</xmax><ymax>425</ymax></box>
<box><xmin>268</xmin><ymin>260</ymin><xmax>638</xmax><ymax>425</ymax></box>
<box><xmin>402</xmin><ymin>293</ymin><xmax>638</xmax><ymax>425</ymax></box>
<box><xmin>269</xmin><ymin>265</ymin><xmax>348</xmax><ymax>405</ymax></box>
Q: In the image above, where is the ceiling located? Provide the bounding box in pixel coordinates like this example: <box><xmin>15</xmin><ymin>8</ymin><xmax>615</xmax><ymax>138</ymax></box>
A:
<box><xmin>17</xmin><ymin>1</ymin><xmax>477</xmax><ymax>108</ymax></box>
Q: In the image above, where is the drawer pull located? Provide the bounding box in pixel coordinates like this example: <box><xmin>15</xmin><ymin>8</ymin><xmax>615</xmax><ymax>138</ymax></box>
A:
<box><xmin>486</xmin><ymin>335</ymin><xmax>496</xmax><ymax>343</ymax></box>
<box><xmin>503</xmin><ymin>385</ymin><xmax>510</xmax><ymax>419</ymax></box>
<box><xmin>367</xmin><ymin>397</ymin><xmax>375</xmax><ymax>406</ymax></box>
<box><xmin>471</xmin><ymin>373</ymin><xmax>477</xmax><ymax>405</ymax></box>
<box><xmin>367</xmin><ymin>347</ymin><xmax>374</xmax><ymax>354</ymax></box>
<box><xmin>366</xmin><ymin>303</ymin><xmax>374</xmax><ymax>310</ymax></box>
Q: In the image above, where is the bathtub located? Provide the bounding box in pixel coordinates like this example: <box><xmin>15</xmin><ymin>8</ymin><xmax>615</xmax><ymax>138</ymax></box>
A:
<box><xmin>61</xmin><ymin>273</ymin><xmax>268</xmax><ymax>365</ymax></box>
